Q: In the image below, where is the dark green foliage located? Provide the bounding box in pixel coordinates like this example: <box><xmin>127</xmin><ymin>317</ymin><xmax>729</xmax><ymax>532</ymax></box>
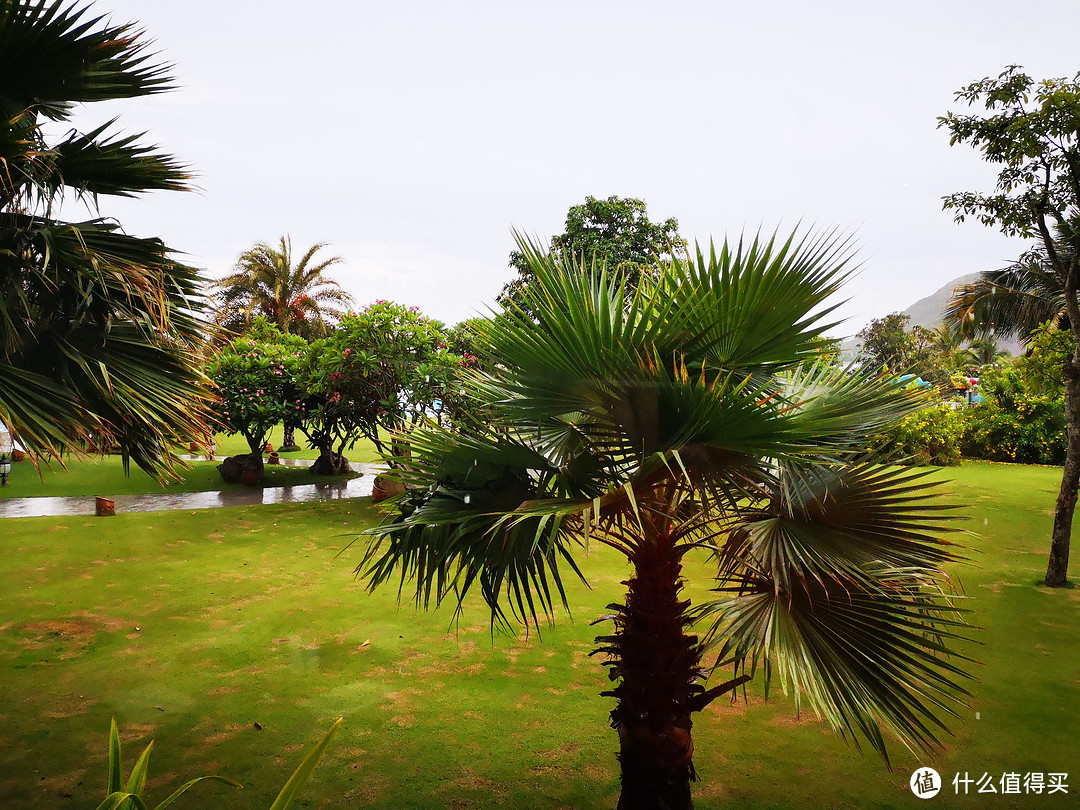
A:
<box><xmin>0</xmin><ymin>0</ymin><xmax>213</xmax><ymax>479</ymax></box>
<box><xmin>856</xmin><ymin>313</ymin><xmax>916</xmax><ymax>371</ymax></box>
<box><xmin>960</xmin><ymin>366</ymin><xmax>1067</xmax><ymax>465</ymax></box>
<box><xmin>499</xmin><ymin>195</ymin><xmax>686</xmax><ymax>316</ymax></box>
<box><xmin>208</xmin><ymin>320</ymin><xmax>305</xmax><ymax>456</ymax></box>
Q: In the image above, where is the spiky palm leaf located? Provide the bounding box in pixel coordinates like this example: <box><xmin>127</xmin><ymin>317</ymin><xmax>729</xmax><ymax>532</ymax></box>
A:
<box><xmin>361</xmin><ymin>231</ymin><xmax>972</xmax><ymax>800</ymax></box>
<box><xmin>0</xmin><ymin>0</ymin><xmax>214</xmax><ymax>480</ymax></box>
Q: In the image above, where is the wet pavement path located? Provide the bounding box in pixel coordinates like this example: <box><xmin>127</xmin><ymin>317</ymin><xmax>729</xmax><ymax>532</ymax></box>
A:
<box><xmin>0</xmin><ymin>458</ymin><xmax>384</xmax><ymax>519</ymax></box>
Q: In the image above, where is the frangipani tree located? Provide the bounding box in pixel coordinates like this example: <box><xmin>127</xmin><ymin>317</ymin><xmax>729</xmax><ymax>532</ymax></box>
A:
<box><xmin>208</xmin><ymin>320</ymin><xmax>304</xmax><ymax>463</ymax></box>
<box><xmin>359</xmin><ymin>232</ymin><xmax>972</xmax><ymax>808</ymax></box>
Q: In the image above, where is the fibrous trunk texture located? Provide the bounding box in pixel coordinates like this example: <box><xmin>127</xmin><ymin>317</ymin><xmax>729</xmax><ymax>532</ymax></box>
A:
<box><xmin>599</xmin><ymin>545</ymin><xmax>701</xmax><ymax>810</ymax></box>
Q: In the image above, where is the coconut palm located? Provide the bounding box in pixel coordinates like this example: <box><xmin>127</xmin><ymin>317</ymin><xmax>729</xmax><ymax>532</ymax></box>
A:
<box><xmin>964</xmin><ymin>337</ymin><xmax>1011</xmax><ymax>369</ymax></box>
<box><xmin>360</xmin><ymin>232</ymin><xmax>972</xmax><ymax>808</ymax></box>
<box><xmin>0</xmin><ymin>0</ymin><xmax>213</xmax><ymax>478</ymax></box>
<box><xmin>944</xmin><ymin>226</ymin><xmax>1078</xmax><ymax>587</ymax></box>
<box><xmin>944</xmin><ymin>229</ymin><xmax>1072</xmax><ymax>343</ymax></box>
<box><xmin>213</xmin><ymin>237</ymin><xmax>353</xmax><ymax>341</ymax></box>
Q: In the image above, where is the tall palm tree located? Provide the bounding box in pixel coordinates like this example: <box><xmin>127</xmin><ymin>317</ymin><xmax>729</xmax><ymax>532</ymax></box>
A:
<box><xmin>213</xmin><ymin>236</ymin><xmax>353</xmax><ymax>340</ymax></box>
<box><xmin>0</xmin><ymin>0</ymin><xmax>213</xmax><ymax>479</ymax></box>
<box><xmin>360</xmin><ymin>233</ymin><xmax>972</xmax><ymax>809</ymax></box>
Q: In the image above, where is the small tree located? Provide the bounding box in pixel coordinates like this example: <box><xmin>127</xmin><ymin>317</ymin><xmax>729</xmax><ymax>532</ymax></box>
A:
<box><xmin>940</xmin><ymin>65</ymin><xmax>1080</xmax><ymax>585</ymax></box>
<box><xmin>362</xmin><ymin>234</ymin><xmax>972</xmax><ymax>808</ymax></box>
<box><xmin>209</xmin><ymin>321</ymin><xmax>304</xmax><ymax>470</ymax></box>
<box><xmin>856</xmin><ymin>313</ymin><xmax>916</xmax><ymax>370</ymax></box>
<box><xmin>299</xmin><ymin>302</ymin><xmax>462</xmax><ymax>469</ymax></box>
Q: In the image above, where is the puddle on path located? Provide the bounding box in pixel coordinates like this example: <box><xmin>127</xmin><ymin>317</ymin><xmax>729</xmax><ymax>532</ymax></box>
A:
<box><xmin>0</xmin><ymin>462</ymin><xmax>383</xmax><ymax>519</ymax></box>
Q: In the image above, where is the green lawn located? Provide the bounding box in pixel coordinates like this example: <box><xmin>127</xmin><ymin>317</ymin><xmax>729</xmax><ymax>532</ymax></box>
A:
<box><xmin>0</xmin><ymin>428</ymin><xmax>380</xmax><ymax>499</ymax></box>
<box><xmin>0</xmin><ymin>462</ymin><xmax>1076</xmax><ymax>808</ymax></box>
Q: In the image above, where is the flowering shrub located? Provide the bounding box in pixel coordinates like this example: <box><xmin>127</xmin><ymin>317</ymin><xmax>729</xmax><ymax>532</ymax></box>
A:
<box><xmin>298</xmin><ymin>301</ymin><xmax>464</xmax><ymax>459</ymax></box>
<box><xmin>208</xmin><ymin>319</ymin><xmax>304</xmax><ymax>454</ymax></box>
<box><xmin>959</xmin><ymin>362</ymin><xmax>1067</xmax><ymax>465</ymax></box>
<box><xmin>960</xmin><ymin>394</ymin><xmax>1066</xmax><ymax>464</ymax></box>
<box><xmin>868</xmin><ymin>402</ymin><xmax>964</xmax><ymax>466</ymax></box>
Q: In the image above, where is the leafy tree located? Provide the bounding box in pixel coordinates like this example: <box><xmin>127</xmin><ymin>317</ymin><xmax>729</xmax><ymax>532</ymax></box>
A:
<box><xmin>0</xmin><ymin>0</ymin><xmax>213</xmax><ymax>478</ymax></box>
<box><xmin>856</xmin><ymin>313</ymin><xmax>916</xmax><ymax>371</ymax></box>
<box><xmin>299</xmin><ymin>302</ymin><xmax>462</xmax><ymax>470</ymax></box>
<box><xmin>1013</xmin><ymin>322</ymin><xmax>1072</xmax><ymax>396</ymax></box>
<box><xmin>499</xmin><ymin>195</ymin><xmax>686</xmax><ymax>316</ymax></box>
<box><xmin>940</xmin><ymin>65</ymin><xmax>1080</xmax><ymax>585</ymax></box>
<box><xmin>213</xmin><ymin>236</ymin><xmax>354</xmax><ymax>341</ymax></box>
<box><xmin>208</xmin><ymin>321</ymin><xmax>304</xmax><ymax>469</ymax></box>
<box><xmin>360</xmin><ymin>234</ymin><xmax>971</xmax><ymax>808</ymax></box>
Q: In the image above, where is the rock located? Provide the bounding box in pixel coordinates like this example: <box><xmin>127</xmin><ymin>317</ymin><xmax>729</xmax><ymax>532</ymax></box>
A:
<box><xmin>218</xmin><ymin>453</ymin><xmax>265</xmax><ymax>484</ymax></box>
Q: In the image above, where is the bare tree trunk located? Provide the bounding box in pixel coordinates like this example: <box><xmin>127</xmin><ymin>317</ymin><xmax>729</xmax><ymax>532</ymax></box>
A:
<box><xmin>1046</xmin><ymin>358</ymin><xmax>1079</xmax><ymax>586</ymax></box>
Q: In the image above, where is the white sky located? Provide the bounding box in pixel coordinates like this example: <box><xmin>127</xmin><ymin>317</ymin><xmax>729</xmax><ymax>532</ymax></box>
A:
<box><xmin>77</xmin><ymin>0</ymin><xmax>1080</xmax><ymax>336</ymax></box>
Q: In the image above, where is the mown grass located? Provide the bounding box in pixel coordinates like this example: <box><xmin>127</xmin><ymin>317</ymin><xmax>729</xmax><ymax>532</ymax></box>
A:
<box><xmin>0</xmin><ymin>462</ymin><xmax>1077</xmax><ymax>808</ymax></box>
<box><xmin>0</xmin><ymin>428</ymin><xmax>379</xmax><ymax>499</ymax></box>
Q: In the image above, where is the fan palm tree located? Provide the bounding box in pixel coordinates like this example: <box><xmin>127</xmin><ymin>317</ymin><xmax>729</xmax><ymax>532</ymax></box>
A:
<box><xmin>360</xmin><ymin>232</ymin><xmax>972</xmax><ymax>809</ymax></box>
<box><xmin>213</xmin><ymin>236</ymin><xmax>353</xmax><ymax>341</ymax></box>
<box><xmin>0</xmin><ymin>0</ymin><xmax>213</xmax><ymax>478</ymax></box>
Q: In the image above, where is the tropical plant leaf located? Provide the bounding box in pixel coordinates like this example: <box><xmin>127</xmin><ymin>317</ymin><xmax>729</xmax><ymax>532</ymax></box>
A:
<box><xmin>267</xmin><ymin>717</ymin><xmax>343</xmax><ymax>810</ymax></box>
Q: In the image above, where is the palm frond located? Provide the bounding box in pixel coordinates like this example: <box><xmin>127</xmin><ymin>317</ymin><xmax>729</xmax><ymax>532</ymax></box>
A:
<box><xmin>0</xmin><ymin>1</ymin><xmax>173</xmax><ymax>119</ymax></box>
<box><xmin>703</xmin><ymin>462</ymin><xmax>973</xmax><ymax>764</ymax></box>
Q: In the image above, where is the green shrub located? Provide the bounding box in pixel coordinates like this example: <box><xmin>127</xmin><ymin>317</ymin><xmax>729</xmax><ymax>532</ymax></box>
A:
<box><xmin>868</xmin><ymin>402</ymin><xmax>963</xmax><ymax>466</ymax></box>
<box><xmin>960</xmin><ymin>394</ymin><xmax>1066</xmax><ymax>465</ymax></box>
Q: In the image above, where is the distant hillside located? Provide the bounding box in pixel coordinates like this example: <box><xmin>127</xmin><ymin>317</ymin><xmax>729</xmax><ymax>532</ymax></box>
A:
<box><xmin>842</xmin><ymin>273</ymin><xmax>1022</xmax><ymax>359</ymax></box>
<box><xmin>902</xmin><ymin>273</ymin><xmax>982</xmax><ymax>329</ymax></box>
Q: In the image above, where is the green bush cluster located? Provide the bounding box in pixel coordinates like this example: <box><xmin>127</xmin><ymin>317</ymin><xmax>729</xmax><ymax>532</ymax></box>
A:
<box><xmin>869</xmin><ymin>402</ymin><xmax>964</xmax><ymax>466</ymax></box>
<box><xmin>960</xmin><ymin>394</ymin><xmax>1067</xmax><ymax>465</ymax></box>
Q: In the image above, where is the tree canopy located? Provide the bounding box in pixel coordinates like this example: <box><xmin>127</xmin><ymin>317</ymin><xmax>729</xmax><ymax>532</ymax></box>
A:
<box><xmin>499</xmin><ymin>195</ymin><xmax>686</xmax><ymax>316</ymax></box>
<box><xmin>213</xmin><ymin>236</ymin><xmax>354</xmax><ymax>340</ymax></box>
<box><xmin>940</xmin><ymin>65</ymin><xmax>1080</xmax><ymax>586</ymax></box>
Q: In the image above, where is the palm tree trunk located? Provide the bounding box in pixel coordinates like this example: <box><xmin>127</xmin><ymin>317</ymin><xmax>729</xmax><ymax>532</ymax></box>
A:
<box><xmin>1046</xmin><ymin>358</ymin><xmax>1079</xmax><ymax>586</ymax></box>
<box><xmin>603</xmin><ymin>544</ymin><xmax>700</xmax><ymax>810</ymax></box>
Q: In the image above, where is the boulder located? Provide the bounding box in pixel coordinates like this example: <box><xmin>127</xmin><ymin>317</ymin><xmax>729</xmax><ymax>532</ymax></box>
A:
<box><xmin>218</xmin><ymin>453</ymin><xmax>265</xmax><ymax>485</ymax></box>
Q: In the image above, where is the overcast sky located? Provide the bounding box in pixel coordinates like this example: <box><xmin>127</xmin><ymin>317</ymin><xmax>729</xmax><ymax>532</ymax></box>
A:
<box><xmin>78</xmin><ymin>0</ymin><xmax>1080</xmax><ymax>336</ymax></box>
